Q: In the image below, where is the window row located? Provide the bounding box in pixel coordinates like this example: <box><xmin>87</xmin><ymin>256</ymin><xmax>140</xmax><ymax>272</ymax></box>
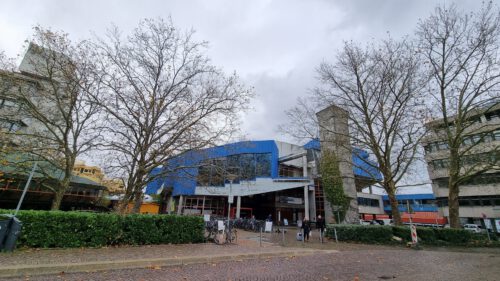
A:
<box><xmin>425</xmin><ymin>129</ymin><xmax>500</xmax><ymax>153</ymax></box>
<box><xmin>430</xmin><ymin>152</ymin><xmax>499</xmax><ymax>169</ymax></box>
<box><xmin>435</xmin><ymin>173</ymin><xmax>500</xmax><ymax>188</ymax></box>
<box><xmin>437</xmin><ymin>196</ymin><xmax>500</xmax><ymax>207</ymax></box>
<box><xmin>357</xmin><ymin>197</ymin><xmax>380</xmax><ymax>207</ymax></box>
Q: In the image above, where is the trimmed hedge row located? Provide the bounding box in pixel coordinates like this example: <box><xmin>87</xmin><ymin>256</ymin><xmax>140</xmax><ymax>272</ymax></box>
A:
<box><xmin>326</xmin><ymin>224</ymin><xmax>499</xmax><ymax>246</ymax></box>
<box><xmin>326</xmin><ymin>224</ymin><xmax>393</xmax><ymax>243</ymax></box>
<box><xmin>0</xmin><ymin>210</ymin><xmax>204</xmax><ymax>248</ymax></box>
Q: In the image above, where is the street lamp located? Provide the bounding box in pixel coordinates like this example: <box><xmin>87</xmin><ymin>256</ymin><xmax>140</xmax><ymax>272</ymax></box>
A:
<box><xmin>226</xmin><ymin>173</ymin><xmax>238</xmax><ymax>222</ymax></box>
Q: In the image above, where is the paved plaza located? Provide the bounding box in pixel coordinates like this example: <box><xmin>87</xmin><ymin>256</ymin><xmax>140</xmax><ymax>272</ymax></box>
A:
<box><xmin>1</xmin><ymin>229</ymin><xmax>499</xmax><ymax>281</ymax></box>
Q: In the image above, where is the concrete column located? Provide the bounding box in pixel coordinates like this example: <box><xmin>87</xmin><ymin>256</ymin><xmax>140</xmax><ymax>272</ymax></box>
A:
<box><xmin>302</xmin><ymin>155</ymin><xmax>308</xmax><ymax>177</ymax></box>
<box><xmin>309</xmin><ymin>188</ymin><xmax>316</xmax><ymax>220</ymax></box>
<box><xmin>177</xmin><ymin>195</ymin><xmax>184</xmax><ymax>215</ymax></box>
<box><xmin>166</xmin><ymin>196</ymin><xmax>173</xmax><ymax>214</ymax></box>
<box><xmin>317</xmin><ymin>105</ymin><xmax>359</xmax><ymax>224</ymax></box>
<box><xmin>236</xmin><ymin>196</ymin><xmax>241</xmax><ymax>218</ymax></box>
<box><xmin>304</xmin><ymin>185</ymin><xmax>310</xmax><ymax>220</ymax></box>
<box><xmin>302</xmin><ymin>155</ymin><xmax>310</xmax><ymax>220</ymax></box>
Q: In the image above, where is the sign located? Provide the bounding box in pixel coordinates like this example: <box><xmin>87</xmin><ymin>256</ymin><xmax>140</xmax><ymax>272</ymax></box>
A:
<box><xmin>217</xmin><ymin>220</ymin><xmax>225</xmax><ymax>231</ymax></box>
<box><xmin>484</xmin><ymin>219</ymin><xmax>492</xmax><ymax>231</ymax></box>
<box><xmin>495</xmin><ymin>219</ymin><xmax>500</xmax><ymax>233</ymax></box>
<box><xmin>410</xmin><ymin>224</ymin><xmax>418</xmax><ymax>244</ymax></box>
<box><xmin>228</xmin><ymin>196</ymin><xmax>234</xmax><ymax>204</ymax></box>
<box><xmin>265</xmin><ymin>221</ymin><xmax>273</xmax><ymax>232</ymax></box>
<box><xmin>203</xmin><ymin>214</ymin><xmax>210</xmax><ymax>222</ymax></box>
<box><xmin>283</xmin><ymin>219</ymin><xmax>289</xmax><ymax>226</ymax></box>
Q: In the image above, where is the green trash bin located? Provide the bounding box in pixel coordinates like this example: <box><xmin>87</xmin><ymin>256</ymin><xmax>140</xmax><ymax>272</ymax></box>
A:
<box><xmin>0</xmin><ymin>214</ymin><xmax>22</xmax><ymax>252</ymax></box>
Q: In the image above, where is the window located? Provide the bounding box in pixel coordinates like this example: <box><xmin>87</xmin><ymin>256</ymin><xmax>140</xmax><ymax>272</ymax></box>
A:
<box><xmin>0</xmin><ymin>98</ymin><xmax>20</xmax><ymax>111</ymax></box>
<box><xmin>494</xmin><ymin>130</ymin><xmax>500</xmax><ymax>141</ymax></box>
<box><xmin>472</xmin><ymin>135</ymin><xmax>482</xmax><ymax>144</ymax></box>
<box><xmin>196</xmin><ymin>153</ymin><xmax>272</xmax><ymax>186</ymax></box>
<box><xmin>0</xmin><ymin>119</ymin><xmax>22</xmax><ymax>132</ymax></box>
<box><xmin>485</xmin><ymin>110</ymin><xmax>500</xmax><ymax>121</ymax></box>
<box><xmin>437</xmin><ymin>141</ymin><xmax>448</xmax><ymax>150</ymax></box>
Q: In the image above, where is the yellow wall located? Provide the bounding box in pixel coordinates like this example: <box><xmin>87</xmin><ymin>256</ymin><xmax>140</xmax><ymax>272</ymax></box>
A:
<box><xmin>127</xmin><ymin>203</ymin><xmax>160</xmax><ymax>214</ymax></box>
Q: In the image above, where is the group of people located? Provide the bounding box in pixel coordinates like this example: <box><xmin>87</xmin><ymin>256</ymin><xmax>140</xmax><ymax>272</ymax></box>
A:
<box><xmin>300</xmin><ymin>215</ymin><xmax>325</xmax><ymax>242</ymax></box>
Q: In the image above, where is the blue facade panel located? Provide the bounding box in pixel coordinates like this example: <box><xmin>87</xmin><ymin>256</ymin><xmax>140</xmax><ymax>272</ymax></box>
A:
<box><xmin>145</xmin><ymin>140</ymin><xmax>279</xmax><ymax>196</ymax></box>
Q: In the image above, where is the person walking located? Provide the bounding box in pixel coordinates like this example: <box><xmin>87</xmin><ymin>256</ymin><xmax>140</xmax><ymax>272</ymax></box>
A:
<box><xmin>316</xmin><ymin>215</ymin><xmax>326</xmax><ymax>242</ymax></box>
<box><xmin>302</xmin><ymin>218</ymin><xmax>310</xmax><ymax>242</ymax></box>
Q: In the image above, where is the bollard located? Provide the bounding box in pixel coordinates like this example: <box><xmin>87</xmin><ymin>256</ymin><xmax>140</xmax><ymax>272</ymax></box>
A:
<box><xmin>334</xmin><ymin>227</ymin><xmax>338</xmax><ymax>243</ymax></box>
<box><xmin>260</xmin><ymin>227</ymin><xmax>262</xmax><ymax>247</ymax></box>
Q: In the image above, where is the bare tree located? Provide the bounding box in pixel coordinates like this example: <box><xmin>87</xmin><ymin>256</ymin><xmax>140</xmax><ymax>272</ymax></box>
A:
<box><xmin>92</xmin><ymin>19</ymin><xmax>252</xmax><ymax>213</ymax></box>
<box><xmin>4</xmin><ymin>27</ymin><xmax>102</xmax><ymax>210</ymax></box>
<box><xmin>282</xmin><ymin>38</ymin><xmax>426</xmax><ymax>225</ymax></box>
<box><xmin>417</xmin><ymin>3</ymin><xmax>500</xmax><ymax>228</ymax></box>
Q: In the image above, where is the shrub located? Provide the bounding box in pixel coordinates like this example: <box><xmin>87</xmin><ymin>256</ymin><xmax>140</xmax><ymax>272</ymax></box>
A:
<box><xmin>326</xmin><ymin>224</ymin><xmax>393</xmax><ymax>243</ymax></box>
<box><xmin>328</xmin><ymin>224</ymin><xmax>491</xmax><ymax>247</ymax></box>
<box><xmin>0</xmin><ymin>210</ymin><xmax>204</xmax><ymax>248</ymax></box>
<box><xmin>433</xmin><ymin>228</ymin><xmax>472</xmax><ymax>244</ymax></box>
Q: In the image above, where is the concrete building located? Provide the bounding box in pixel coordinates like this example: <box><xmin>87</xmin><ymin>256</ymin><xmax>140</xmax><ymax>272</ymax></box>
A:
<box><xmin>145</xmin><ymin>139</ymin><xmax>381</xmax><ymax>224</ymax></box>
<box><xmin>72</xmin><ymin>160</ymin><xmax>125</xmax><ymax>194</ymax></box>
<box><xmin>0</xmin><ymin>44</ymin><xmax>106</xmax><ymax>210</ymax></box>
<box><xmin>422</xmin><ymin>103</ymin><xmax>500</xmax><ymax>229</ymax></box>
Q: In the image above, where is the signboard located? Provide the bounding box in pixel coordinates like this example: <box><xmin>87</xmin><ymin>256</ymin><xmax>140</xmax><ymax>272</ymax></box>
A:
<box><xmin>283</xmin><ymin>219</ymin><xmax>289</xmax><ymax>226</ymax></box>
<box><xmin>265</xmin><ymin>221</ymin><xmax>273</xmax><ymax>232</ymax></box>
<box><xmin>217</xmin><ymin>220</ymin><xmax>225</xmax><ymax>231</ymax></box>
<box><xmin>495</xmin><ymin>219</ymin><xmax>500</xmax><ymax>233</ymax></box>
<box><xmin>203</xmin><ymin>214</ymin><xmax>210</xmax><ymax>222</ymax></box>
<box><xmin>484</xmin><ymin>219</ymin><xmax>492</xmax><ymax>231</ymax></box>
<box><xmin>410</xmin><ymin>224</ymin><xmax>418</xmax><ymax>244</ymax></box>
<box><xmin>228</xmin><ymin>196</ymin><xmax>234</xmax><ymax>204</ymax></box>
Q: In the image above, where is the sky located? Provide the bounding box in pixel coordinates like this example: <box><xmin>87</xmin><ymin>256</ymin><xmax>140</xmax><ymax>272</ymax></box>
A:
<box><xmin>0</xmin><ymin>0</ymin><xmax>481</xmax><ymax>193</ymax></box>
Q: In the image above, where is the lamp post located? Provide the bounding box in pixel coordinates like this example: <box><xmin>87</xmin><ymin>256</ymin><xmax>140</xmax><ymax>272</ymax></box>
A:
<box><xmin>226</xmin><ymin>173</ymin><xmax>238</xmax><ymax>221</ymax></box>
<box><xmin>226</xmin><ymin>172</ymin><xmax>237</xmax><ymax>242</ymax></box>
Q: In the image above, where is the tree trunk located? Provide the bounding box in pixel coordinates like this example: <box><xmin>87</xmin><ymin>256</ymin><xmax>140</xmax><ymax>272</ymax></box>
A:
<box><xmin>117</xmin><ymin>193</ymin><xmax>131</xmax><ymax>214</ymax></box>
<box><xmin>50</xmin><ymin>176</ymin><xmax>71</xmax><ymax>210</ymax></box>
<box><xmin>386</xmin><ymin>181</ymin><xmax>402</xmax><ymax>226</ymax></box>
<box><xmin>448</xmin><ymin>180</ymin><xmax>461</xmax><ymax>228</ymax></box>
<box><xmin>448</xmin><ymin>147</ymin><xmax>461</xmax><ymax>228</ymax></box>
<box><xmin>132</xmin><ymin>191</ymin><xmax>143</xmax><ymax>213</ymax></box>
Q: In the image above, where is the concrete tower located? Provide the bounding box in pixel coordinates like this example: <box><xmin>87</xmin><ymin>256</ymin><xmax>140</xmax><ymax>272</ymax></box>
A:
<box><xmin>316</xmin><ymin>104</ymin><xmax>359</xmax><ymax>224</ymax></box>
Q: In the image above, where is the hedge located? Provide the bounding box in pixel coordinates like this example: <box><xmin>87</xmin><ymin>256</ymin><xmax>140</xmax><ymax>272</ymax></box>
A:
<box><xmin>326</xmin><ymin>224</ymin><xmax>393</xmax><ymax>243</ymax></box>
<box><xmin>327</xmin><ymin>224</ymin><xmax>500</xmax><ymax>247</ymax></box>
<box><xmin>0</xmin><ymin>210</ymin><xmax>204</xmax><ymax>248</ymax></box>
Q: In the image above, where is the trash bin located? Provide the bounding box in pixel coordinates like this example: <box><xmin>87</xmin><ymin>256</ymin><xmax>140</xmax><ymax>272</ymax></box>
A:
<box><xmin>0</xmin><ymin>215</ymin><xmax>10</xmax><ymax>249</ymax></box>
<box><xmin>0</xmin><ymin>214</ymin><xmax>22</xmax><ymax>252</ymax></box>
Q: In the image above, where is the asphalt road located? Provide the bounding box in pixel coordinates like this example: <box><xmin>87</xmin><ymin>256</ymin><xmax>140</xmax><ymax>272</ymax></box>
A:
<box><xmin>6</xmin><ymin>248</ymin><xmax>500</xmax><ymax>281</ymax></box>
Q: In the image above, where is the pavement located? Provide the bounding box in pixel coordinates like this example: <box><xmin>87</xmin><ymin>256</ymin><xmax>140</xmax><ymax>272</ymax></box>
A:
<box><xmin>1</xmin><ymin>228</ymin><xmax>500</xmax><ymax>280</ymax></box>
<box><xmin>0</xmin><ymin>229</ymin><xmax>335</xmax><ymax>279</ymax></box>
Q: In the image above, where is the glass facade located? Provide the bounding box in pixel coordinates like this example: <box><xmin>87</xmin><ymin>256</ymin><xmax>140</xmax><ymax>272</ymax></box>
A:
<box><xmin>196</xmin><ymin>153</ymin><xmax>272</xmax><ymax>186</ymax></box>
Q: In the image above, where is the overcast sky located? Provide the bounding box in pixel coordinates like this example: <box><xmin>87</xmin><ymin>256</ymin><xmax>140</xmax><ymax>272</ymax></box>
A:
<box><xmin>0</xmin><ymin>0</ymin><xmax>481</xmax><ymax>192</ymax></box>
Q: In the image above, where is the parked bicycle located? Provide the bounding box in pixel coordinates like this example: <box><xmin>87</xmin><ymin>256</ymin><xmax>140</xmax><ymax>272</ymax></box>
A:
<box><xmin>204</xmin><ymin>216</ymin><xmax>237</xmax><ymax>245</ymax></box>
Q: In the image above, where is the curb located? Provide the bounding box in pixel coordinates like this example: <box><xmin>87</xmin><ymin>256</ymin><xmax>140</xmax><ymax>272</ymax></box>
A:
<box><xmin>0</xmin><ymin>249</ymin><xmax>337</xmax><ymax>278</ymax></box>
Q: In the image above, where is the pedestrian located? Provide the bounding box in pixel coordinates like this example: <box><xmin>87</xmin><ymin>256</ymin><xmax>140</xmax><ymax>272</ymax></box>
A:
<box><xmin>316</xmin><ymin>215</ymin><xmax>326</xmax><ymax>241</ymax></box>
<box><xmin>302</xmin><ymin>218</ymin><xmax>310</xmax><ymax>241</ymax></box>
